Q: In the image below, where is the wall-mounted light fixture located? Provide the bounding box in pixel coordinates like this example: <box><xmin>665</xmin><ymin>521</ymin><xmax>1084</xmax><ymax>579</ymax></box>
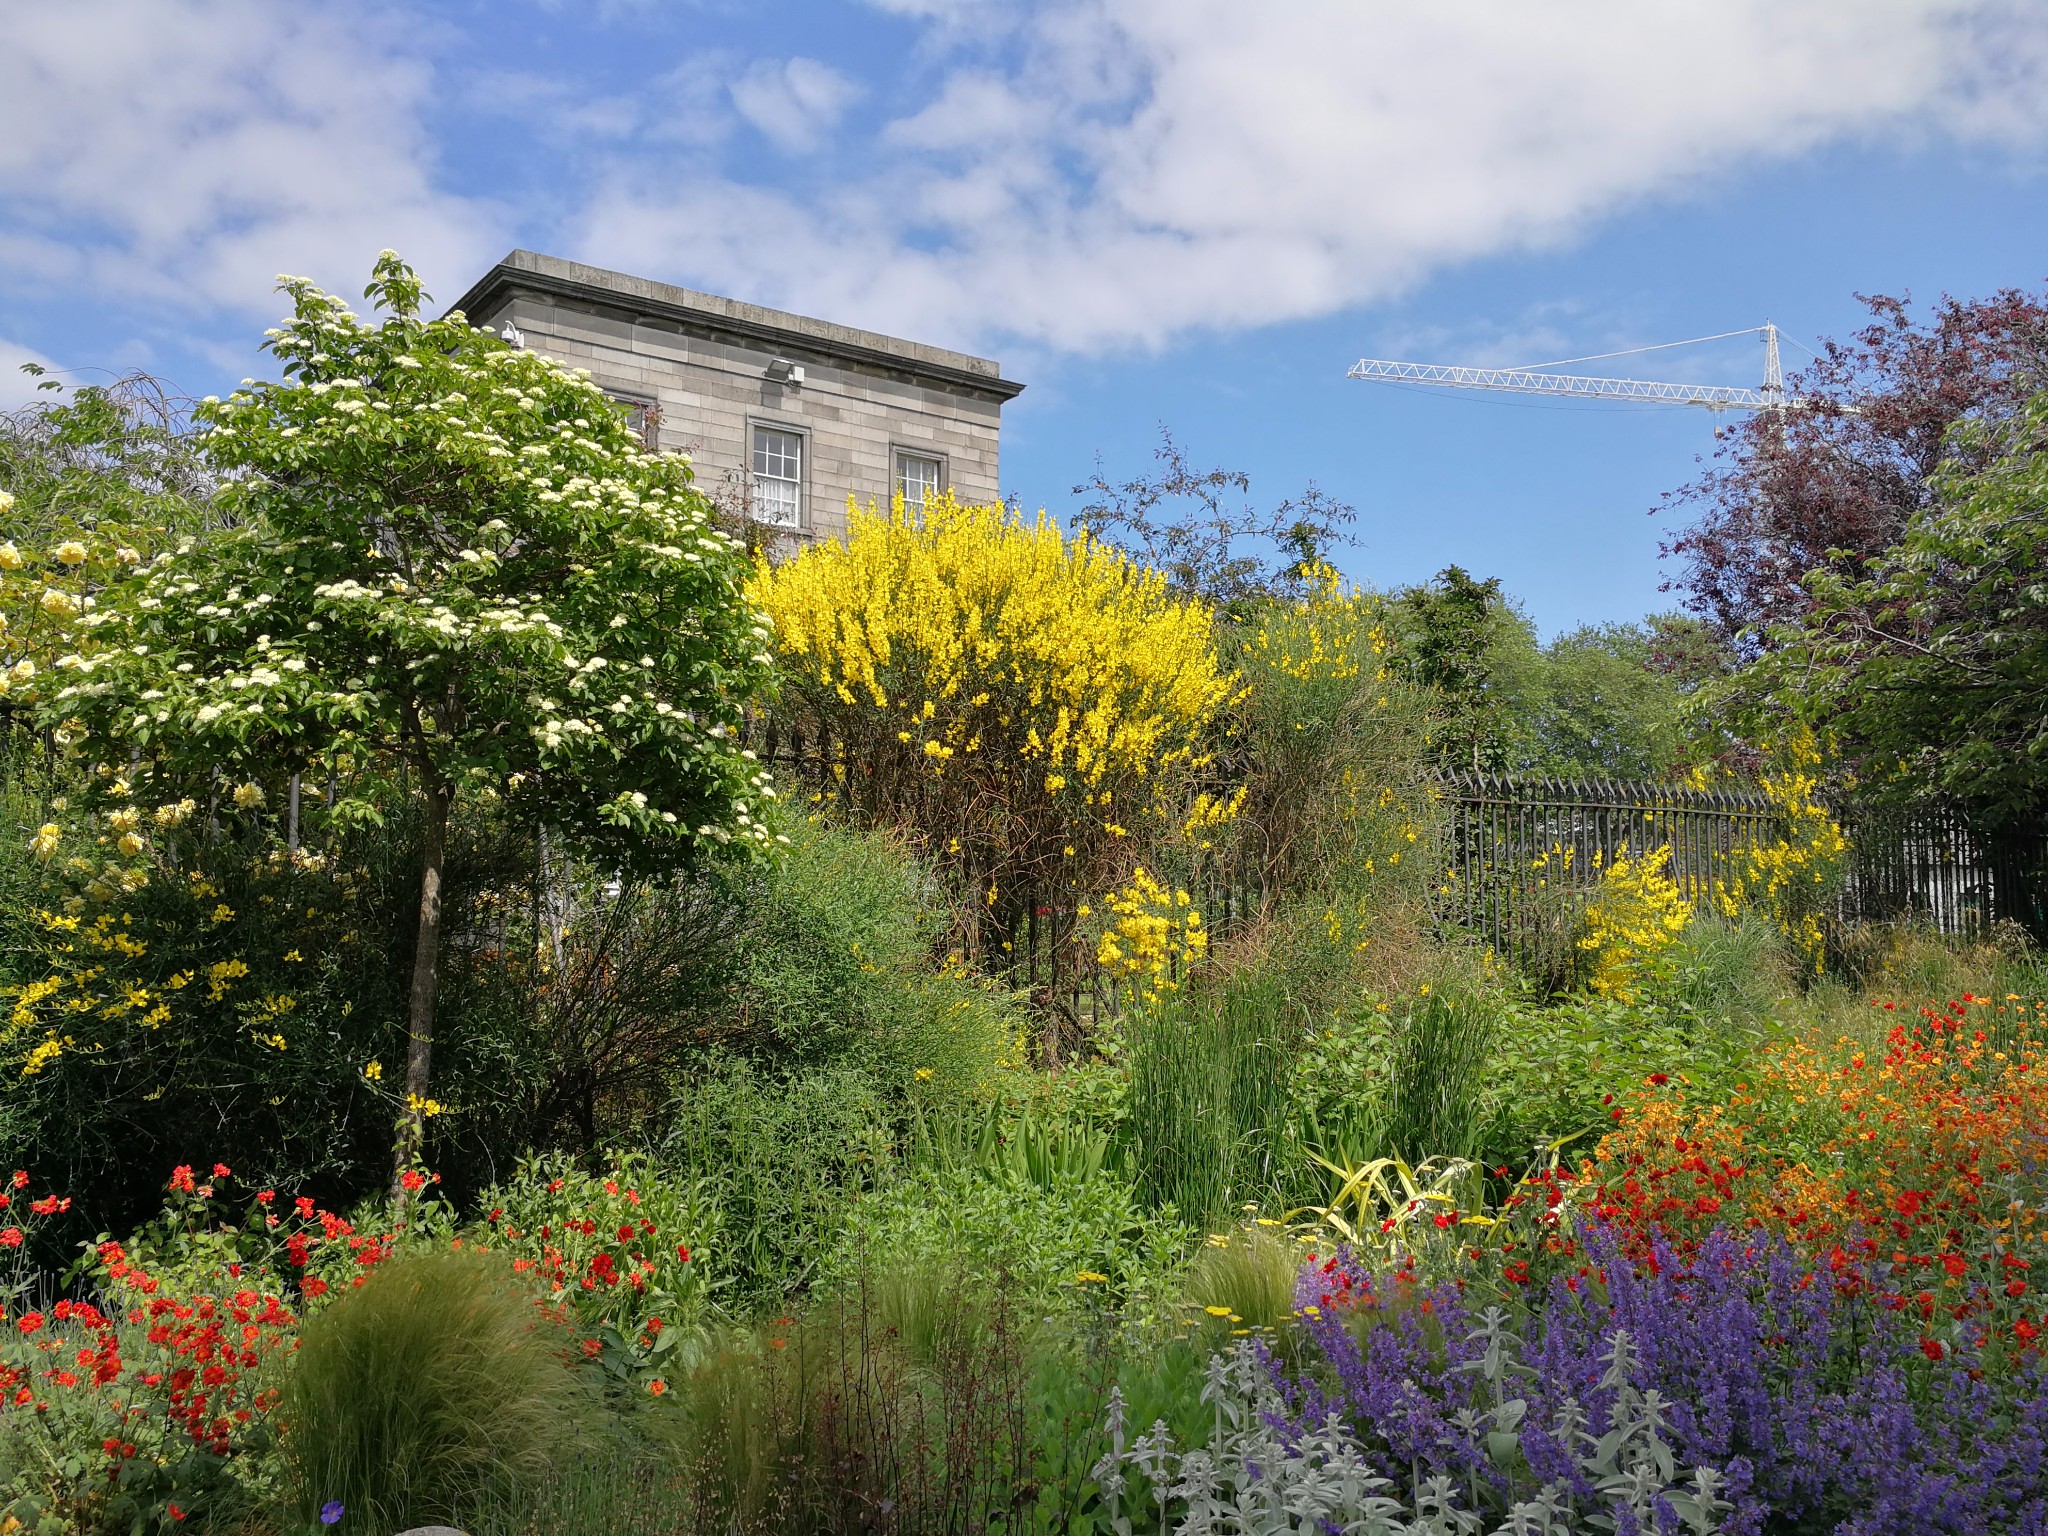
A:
<box><xmin>764</xmin><ymin>357</ymin><xmax>805</xmax><ymax>386</ymax></box>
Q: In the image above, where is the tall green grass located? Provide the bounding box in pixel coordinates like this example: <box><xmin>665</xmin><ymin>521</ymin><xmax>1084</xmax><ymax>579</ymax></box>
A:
<box><xmin>283</xmin><ymin>1248</ymin><xmax>596</xmax><ymax>1534</ymax></box>
<box><xmin>1380</xmin><ymin>987</ymin><xmax>1498</xmax><ymax>1165</ymax></box>
<box><xmin>1124</xmin><ymin>961</ymin><xmax>1296</xmax><ymax>1229</ymax></box>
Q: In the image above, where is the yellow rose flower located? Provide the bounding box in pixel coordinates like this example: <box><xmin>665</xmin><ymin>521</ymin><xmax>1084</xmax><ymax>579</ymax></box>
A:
<box><xmin>53</xmin><ymin>541</ymin><xmax>87</xmax><ymax>566</ymax></box>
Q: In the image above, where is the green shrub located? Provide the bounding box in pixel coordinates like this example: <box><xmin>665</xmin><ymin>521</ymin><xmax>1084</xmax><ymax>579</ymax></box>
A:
<box><xmin>283</xmin><ymin>1248</ymin><xmax>596</xmax><ymax>1534</ymax></box>
<box><xmin>661</xmin><ymin>1058</ymin><xmax>903</xmax><ymax>1305</ymax></box>
<box><xmin>1653</xmin><ymin>911</ymin><xmax>1792</xmax><ymax>1027</ymax></box>
<box><xmin>1486</xmin><ymin>993</ymin><xmax>1766</xmax><ymax>1168</ymax></box>
<box><xmin>824</xmin><ymin>1165</ymin><xmax>1189</xmax><ymax>1318</ymax></box>
<box><xmin>716</xmin><ymin>819</ymin><xmax>1022</xmax><ymax>1095</ymax></box>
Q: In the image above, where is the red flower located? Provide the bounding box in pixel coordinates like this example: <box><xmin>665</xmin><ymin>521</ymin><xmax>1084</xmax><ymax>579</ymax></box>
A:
<box><xmin>212</xmin><ymin>1163</ymin><xmax>232</xmax><ymax>1180</ymax></box>
<box><xmin>399</xmin><ymin>1171</ymin><xmax>426</xmax><ymax>1193</ymax></box>
<box><xmin>1943</xmin><ymin>1255</ymin><xmax>1968</xmax><ymax>1279</ymax></box>
<box><xmin>17</xmin><ymin>1313</ymin><xmax>44</xmax><ymax>1335</ymax></box>
<box><xmin>1648</xmin><ymin>1073</ymin><xmax>1670</xmax><ymax>1087</ymax></box>
<box><xmin>617</xmin><ymin>1225</ymin><xmax>636</xmax><ymax>1244</ymax></box>
<box><xmin>9</xmin><ymin>1172</ymin><xmax>25</xmax><ymax>1189</ymax></box>
<box><xmin>169</xmin><ymin>1166</ymin><xmax>196</xmax><ymax>1194</ymax></box>
<box><xmin>676</xmin><ymin>1245</ymin><xmax>691</xmax><ymax>1264</ymax></box>
<box><xmin>2016</xmin><ymin>1319</ymin><xmax>2040</xmax><ymax>1343</ymax></box>
<box><xmin>1920</xmin><ymin>1337</ymin><xmax>1944</xmax><ymax>1360</ymax></box>
<box><xmin>0</xmin><ymin>1228</ymin><xmax>21</xmax><ymax>1250</ymax></box>
<box><xmin>302</xmin><ymin>1277</ymin><xmax>329</xmax><ymax>1299</ymax></box>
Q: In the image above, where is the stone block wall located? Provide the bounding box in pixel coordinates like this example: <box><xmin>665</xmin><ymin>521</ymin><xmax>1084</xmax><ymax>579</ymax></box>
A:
<box><xmin>452</xmin><ymin>252</ymin><xmax>1024</xmax><ymax>546</ymax></box>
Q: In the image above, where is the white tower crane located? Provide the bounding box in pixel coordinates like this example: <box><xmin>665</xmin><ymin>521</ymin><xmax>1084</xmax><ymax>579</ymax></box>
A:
<box><xmin>1348</xmin><ymin>324</ymin><xmax>1790</xmax><ymax>413</ymax></box>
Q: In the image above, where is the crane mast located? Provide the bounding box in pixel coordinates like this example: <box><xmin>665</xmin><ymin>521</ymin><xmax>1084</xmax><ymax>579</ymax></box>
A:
<box><xmin>1349</xmin><ymin>324</ymin><xmax>1790</xmax><ymax>413</ymax></box>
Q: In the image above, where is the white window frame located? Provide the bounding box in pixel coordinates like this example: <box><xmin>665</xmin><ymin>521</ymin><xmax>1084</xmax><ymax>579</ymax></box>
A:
<box><xmin>749</xmin><ymin>422</ymin><xmax>806</xmax><ymax>529</ymax></box>
<box><xmin>606</xmin><ymin>391</ymin><xmax>661</xmax><ymax>452</ymax></box>
<box><xmin>893</xmin><ymin>447</ymin><xmax>946</xmax><ymax>510</ymax></box>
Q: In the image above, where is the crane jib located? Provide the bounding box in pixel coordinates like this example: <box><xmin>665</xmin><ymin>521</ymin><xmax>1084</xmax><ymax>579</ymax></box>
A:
<box><xmin>1345</xmin><ymin>359</ymin><xmax>1773</xmax><ymax>411</ymax></box>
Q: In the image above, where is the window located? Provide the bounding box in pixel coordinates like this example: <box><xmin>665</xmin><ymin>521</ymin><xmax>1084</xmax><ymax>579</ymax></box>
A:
<box><xmin>607</xmin><ymin>395</ymin><xmax>660</xmax><ymax>451</ymax></box>
<box><xmin>751</xmin><ymin>426</ymin><xmax>803</xmax><ymax>527</ymax></box>
<box><xmin>895</xmin><ymin>451</ymin><xmax>943</xmax><ymax>509</ymax></box>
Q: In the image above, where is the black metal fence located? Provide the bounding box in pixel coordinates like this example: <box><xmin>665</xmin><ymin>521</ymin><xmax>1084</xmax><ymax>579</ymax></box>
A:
<box><xmin>1836</xmin><ymin>803</ymin><xmax>2048</xmax><ymax>941</ymax></box>
<box><xmin>1433</xmin><ymin>775</ymin><xmax>2048</xmax><ymax>971</ymax></box>
<box><xmin>751</xmin><ymin>722</ymin><xmax>2046</xmax><ymax>1014</ymax></box>
<box><xmin>1432</xmin><ymin>773</ymin><xmax>1782</xmax><ymax>980</ymax></box>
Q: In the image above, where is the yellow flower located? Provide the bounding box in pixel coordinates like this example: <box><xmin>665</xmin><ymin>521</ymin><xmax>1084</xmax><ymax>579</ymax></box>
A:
<box><xmin>913</xmin><ymin>1067</ymin><xmax>934</xmax><ymax>1081</ymax></box>
<box><xmin>39</xmin><ymin>587</ymin><xmax>79</xmax><ymax>616</ymax></box>
<box><xmin>407</xmin><ymin>1093</ymin><xmax>444</xmax><ymax>1118</ymax></box>
<box><xmin>29</xmin><ymin>823</ymin><xmax>61</xmax><ymax>859</ymax></box>
<box><xmin>116</xmin><ymin>832</ymin><xmax>145</xmax><ymax>858</ymax></box>
<box><xmin>364</xmin><ymin>1059</ymin><xmax>384</xmax><ymax>1082</ymax></box>
<box><xmin>1074</xmin><ymin>1271</ymin><xmax>1109</xmax><ymax>1284</ymax></box>
<box><xmin>1204</xmin><ymin>1305</ymin><xmax>1232</xmax><ymax>1317</ymax></box>
<box><xmin>232</xmin><ymin>782</ymin><xmax>265</xmax><ymax>810</ymax></box>
<box><xmin>53</xmin><ymin>541</ymin><xmax>88</xmax><ymax>566</ymax></box>
<box><xmin>0</xmin><ymin>539</ymin><xmax>23</xmax><ymax>570</ymax></box>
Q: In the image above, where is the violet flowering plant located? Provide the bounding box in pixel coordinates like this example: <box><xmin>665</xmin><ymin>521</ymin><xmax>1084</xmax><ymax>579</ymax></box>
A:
<box><xmin>1262</xmin><ymin>1222</ymin><xmax>2048</xmax><ymax>1536</ymax></box>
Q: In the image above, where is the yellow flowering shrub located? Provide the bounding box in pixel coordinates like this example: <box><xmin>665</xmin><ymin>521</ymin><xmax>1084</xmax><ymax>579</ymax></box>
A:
<box><xmin>751</xmin><ymin>493</ymin><xmax>1235</xmax><ymax>956</ymax></box>
<box><xmin>1094</xmin><ymin>865</ymin><xmax>1208</xmax><ymax>1005</ymax></box>
<box><xmin>1577</xmin><ymin>845</ymin><xmax>1693</xmax><ymax>1001</ymax></box>
<box><xmin>1712</xmin><ymin>730</ymin><xmax>1848</xmax><ymax>972</ymax></box>
<box><xmin>1221</xmin><ymin>568</ymin><xmax>1435</xmax><ymax>960</ymax></box>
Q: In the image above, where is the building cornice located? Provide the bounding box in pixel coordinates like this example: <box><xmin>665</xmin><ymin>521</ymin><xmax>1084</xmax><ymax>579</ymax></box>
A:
<box><xmin>449</xmin><ymin>250</ymin><xmax>1026</xmax><ymax>405</ymax></box>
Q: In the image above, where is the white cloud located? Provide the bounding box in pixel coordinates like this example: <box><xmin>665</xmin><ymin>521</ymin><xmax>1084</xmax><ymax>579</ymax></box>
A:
<box><xmin>730</xmin><ymin>58</ymin><xmax>864</xmax><ymax>154</ymax></box>
<box><xmin>0</xmin><ymin>337</ymin><xmax>58</xmax><ymax>411</ymax></box>
<box><xmin>581</xmin><ymin>0</ymin><xmax>2048</xmax><ymax>354</ymax></box>
<box><xmin>0</xmin><ymin>1</ymin><xmax>508</xmax><ymax>323</ymax></box>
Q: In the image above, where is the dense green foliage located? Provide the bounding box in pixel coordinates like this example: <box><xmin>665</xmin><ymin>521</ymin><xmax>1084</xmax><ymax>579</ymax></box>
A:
<box><xmin>3</xmin><ymin>270</ymin><xmax>2046</xmax><ymax>1535</ymax></box>
<box><xmin>1735</xmin><ymin>382</ymin><xmax>2048</xmax><ymax>821</ymax></box>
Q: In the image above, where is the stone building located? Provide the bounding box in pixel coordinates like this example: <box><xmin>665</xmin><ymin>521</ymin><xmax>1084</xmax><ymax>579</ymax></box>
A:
<box><xmin>451</xmin><ymin>251</ymin><xmax>1025</xmax><ymax>544</ymax></box>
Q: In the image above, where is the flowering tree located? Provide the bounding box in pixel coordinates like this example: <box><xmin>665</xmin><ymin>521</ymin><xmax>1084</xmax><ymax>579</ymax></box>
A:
<box><xmin>41</xmin><ymin>254</ymin><xmax>778</xmax><ymax>1181</ymax></box>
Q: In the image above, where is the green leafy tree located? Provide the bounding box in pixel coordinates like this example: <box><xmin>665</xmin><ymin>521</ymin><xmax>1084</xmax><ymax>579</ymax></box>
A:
<box><xmin>1736</xmin><ymin>383</ymin><xmax>2048</xmax><ymax>822</ymax></box>
<box><xmin>1384</xmin><ymin>565</ymin><xmax>1543</xmax><ymax>774</ymax></box>
<box><xmin>1529</xmin><ymin>621</ymin><xmax>1693</xmax><ymax>782</ymax></box>
<box><xmin>44</xmin><ymin>254</ymin><xmax>779</xmax><ymax>1182</ymax></box>
<box><xmin>0</xmin><ymin>368</ymin><xmax>217</xmax><ymax>551</ymax></box>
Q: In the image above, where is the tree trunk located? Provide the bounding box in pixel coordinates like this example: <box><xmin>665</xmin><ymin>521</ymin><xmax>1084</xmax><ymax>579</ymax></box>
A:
<box><xmin>392</xmin><ymin>776</ymin><xmax>453</xmax><ymax>1199</ymax></box>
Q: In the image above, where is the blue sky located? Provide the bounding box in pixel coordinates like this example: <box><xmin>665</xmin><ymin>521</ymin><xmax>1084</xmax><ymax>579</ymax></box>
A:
<box><xmin>3</xmin><ymin>1</ymin><xmax>2045</xmax><ymax>635</ymax></box>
